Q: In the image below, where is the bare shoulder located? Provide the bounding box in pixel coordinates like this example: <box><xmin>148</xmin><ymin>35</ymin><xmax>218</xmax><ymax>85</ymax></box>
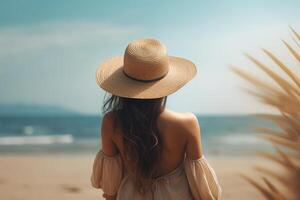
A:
<box><xmin>102</xmin><ymin>111</ymin><xmax>115</xmax><ymax>125</ymax></box>
<box><xmin>102</xmin><ymin>111</ymin><xmax>114</xmax><ymax>127</ymax></box>
<box><xmin>160</xmin><ymin>109</ymin><xmax>200</xmax><ymax>133</ymax></box>
<box><xmin>179</xmin><ymin>112</ymin><xmax>199</xmax><ymax>126</ymax></box>
<box><xmin>101</xmin><ymin>111</ymin><xmax>119</xmax><ymax>155</ymax></box>
<box><xmin>101</xmin><ymin>111</ymin><xmax>117</xmax><ymax>140</ymax></box>
<box><xmin>160</xmin><ymin>109</ymin><xmax>202</xmax><ymax>158</ymax></box>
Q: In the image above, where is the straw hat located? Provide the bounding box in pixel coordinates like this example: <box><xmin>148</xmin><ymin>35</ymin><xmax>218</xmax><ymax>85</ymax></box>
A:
<box><xmin>96</xmin><ymin>38</ymin><xmax>197</xmax><ymax>99</ymax></box>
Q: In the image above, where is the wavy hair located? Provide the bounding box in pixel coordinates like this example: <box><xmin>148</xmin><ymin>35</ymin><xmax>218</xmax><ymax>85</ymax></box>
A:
<box><xmin>102</xmin><ymin>94</ymin><xmax>167</xmax><ymax>193</ymax></box>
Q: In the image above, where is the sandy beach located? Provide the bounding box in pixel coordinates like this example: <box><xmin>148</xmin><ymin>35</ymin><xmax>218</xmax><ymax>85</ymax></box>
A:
<box><xmin>0</xmin><ymin>154</ymin><xmax>273</xmax><ymax>200</ymax></box>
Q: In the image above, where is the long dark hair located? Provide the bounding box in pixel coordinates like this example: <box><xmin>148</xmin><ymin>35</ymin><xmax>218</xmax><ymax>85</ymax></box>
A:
<box><xmin>102</xmin><ymin>94</ymin><xmax>167</xmax><ymax>193</ymax></box>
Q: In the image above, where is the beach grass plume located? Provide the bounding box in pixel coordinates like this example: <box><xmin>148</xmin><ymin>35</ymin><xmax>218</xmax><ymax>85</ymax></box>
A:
<box><xmin>231</xmin><ymin>27</ymin><xmax>300</xmax><ymax>200</ymax></box>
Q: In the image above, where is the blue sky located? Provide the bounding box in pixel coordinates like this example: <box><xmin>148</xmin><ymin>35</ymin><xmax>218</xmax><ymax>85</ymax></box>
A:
<box><xmin>0</xmin><ymin>0</ymin><xmax>299</xmax><ymax>114</ymax></box>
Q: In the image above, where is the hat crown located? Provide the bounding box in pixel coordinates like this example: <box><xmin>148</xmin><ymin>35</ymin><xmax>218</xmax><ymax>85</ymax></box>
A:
<box><xmin>123</xmin><ymin>38</ymin><xmax>170</xmax><ymax>81</ymax></box>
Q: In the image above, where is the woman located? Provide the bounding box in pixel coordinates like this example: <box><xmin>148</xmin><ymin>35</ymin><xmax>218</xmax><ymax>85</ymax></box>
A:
<box><xmin>91</xmin><ymin>38</ymin><xmax>221</xmax><ymax>200</ymax></box>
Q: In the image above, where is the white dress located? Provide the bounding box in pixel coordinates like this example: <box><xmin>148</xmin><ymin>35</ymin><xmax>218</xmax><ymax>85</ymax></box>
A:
<box><xmin>91</xmin><ymin>150</ymin><xmax>221</xmax><ymax>200</ymax></box>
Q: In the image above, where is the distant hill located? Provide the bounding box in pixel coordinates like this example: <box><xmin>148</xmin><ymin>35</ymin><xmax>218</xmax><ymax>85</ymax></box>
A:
<box><xmin>0</xmin><ymin>104</ymin><xmax>80</xmax><ymax>116</ymax></box>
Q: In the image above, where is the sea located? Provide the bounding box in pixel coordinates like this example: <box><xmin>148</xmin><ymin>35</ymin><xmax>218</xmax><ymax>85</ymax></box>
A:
<box><xmin>0</xmin><ymin>115</ymin><xmax>276</xmax><ymax>157</ymax></box>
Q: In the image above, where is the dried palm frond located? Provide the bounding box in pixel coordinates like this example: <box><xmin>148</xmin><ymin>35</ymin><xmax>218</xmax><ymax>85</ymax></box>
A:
<box><xmin>231</xmin><ymin>27</ymin><xmax>300</xmax><ymax>200</ymax></box>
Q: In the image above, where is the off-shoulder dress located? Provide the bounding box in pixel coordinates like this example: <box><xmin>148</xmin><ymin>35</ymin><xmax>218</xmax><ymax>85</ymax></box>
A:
<box><xmin>91</xmin><ymin>150</ymin><xmax>221</xmax><ymax>200</ymax></box>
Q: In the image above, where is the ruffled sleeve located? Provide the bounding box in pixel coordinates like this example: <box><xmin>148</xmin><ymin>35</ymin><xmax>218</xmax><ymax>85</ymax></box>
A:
<box><xmin>184</xmin><ymin>156</ymin><xmax>222</xmax><ymax>200</ymax></box>
<box><xmin>91</xmin><ymin>150</ymin><xmax>123</xmax><ymax>196</ymax></box>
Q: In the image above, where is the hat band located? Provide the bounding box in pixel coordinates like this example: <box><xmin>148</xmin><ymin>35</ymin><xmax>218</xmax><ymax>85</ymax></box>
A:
<box><xmin>122</xmin><ymin>70</ymin><xmax>167</xmax><ymax>82</ymax></box>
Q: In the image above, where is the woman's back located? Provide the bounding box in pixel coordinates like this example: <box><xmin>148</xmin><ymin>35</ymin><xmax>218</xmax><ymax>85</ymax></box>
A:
<box><xmin>92</xmin><ymin>108</ymin><xmax>221</xmax><ymax>200</ymax></box>
<box><xmin>105</xmin><ymin>108</ymin><xmax>202</xmax><ymax>177</ymax></box>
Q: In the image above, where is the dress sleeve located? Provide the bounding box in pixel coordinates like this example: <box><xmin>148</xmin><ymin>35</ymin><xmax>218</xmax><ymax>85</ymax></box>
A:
<box><xmin>184</xmin><ymin>156</ymin><xmax>222</xmax><ymax>200</ymax></box>
<box><xmin>91</xmin><ymin>150</ymin><xmax>123</xmax><ymax>196</ymax></box>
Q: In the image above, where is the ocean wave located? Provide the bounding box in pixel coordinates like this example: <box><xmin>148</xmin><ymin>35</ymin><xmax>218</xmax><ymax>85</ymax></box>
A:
<box><xmin>218</xmin><ymin>134</ymin><xmax>267</xmax><ymax>145</ymax></box>
<box><xmin>0</xmin><ymin>134</ymin><xmax>73</xmax><ymax>145</ymax></box>
<box><xmin>23</xmin><ymin>126</ymin><xmax>34</xmax><ymax>135</ymax></box>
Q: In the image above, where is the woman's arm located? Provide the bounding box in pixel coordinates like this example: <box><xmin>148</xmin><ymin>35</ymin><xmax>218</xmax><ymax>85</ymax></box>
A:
<box><xmin>185</xmin><ymin>113</ymin><xmax>203</xmax><ymax>159</ymax></box>
<box><xmin>183</xmin><ymin>113</ymin><xmax>221</xmax><ymax>200</ymax></box>
<box><xmin>101</xmin><ymin>112</ymin><xmax>119</xmax><ymax>199</ymax></box>
<box><xmin>101</xmin><ymin>112</ymin><xmax>119</xmax><ymax>156</ymax></box>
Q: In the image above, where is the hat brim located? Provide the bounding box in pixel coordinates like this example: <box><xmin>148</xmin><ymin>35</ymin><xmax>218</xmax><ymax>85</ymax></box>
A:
<box><xmin>96</xmin><ymin>55</ymin><xmax>197</xmax><ymax>99</ymax></box>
